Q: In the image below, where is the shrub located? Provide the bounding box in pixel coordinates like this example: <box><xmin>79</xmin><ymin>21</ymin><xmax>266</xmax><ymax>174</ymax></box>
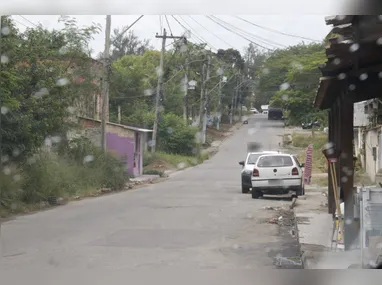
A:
<box><xmin>158</xmin><ymin>113</ymin><xmax>198</xmax><ymax>155</ymax></box>
<box><xmin>21</xmin><ymin>136</ymin><xmax>129</xmax><ymax>204</ymax></box>
<box><xmin>0</xmin><ymin>168</ymin><xmax>23</xmax><ymax>209</ymax></box>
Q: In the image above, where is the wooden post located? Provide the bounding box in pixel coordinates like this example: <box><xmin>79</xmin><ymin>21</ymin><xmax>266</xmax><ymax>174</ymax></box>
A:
<box><xmin>339</xmin><ymin>94</ymin><xmax>355</xmax><ymax>251</ymax></box>
<box><xmin>328</xmin><ymin>107</ymin><xmax>335</xmax><ymax>215</ymax></box>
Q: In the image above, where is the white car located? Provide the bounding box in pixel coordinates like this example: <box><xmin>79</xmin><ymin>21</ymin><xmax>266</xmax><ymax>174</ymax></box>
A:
<box><xmin>239</xmin><ymin>151</ymin><xmax>280</xmax><ymax>194</ymax></box>
<box><xmin>250</xmin><ymin>153</ymin><xmax>305</xmax><ymax>199</ymax></box>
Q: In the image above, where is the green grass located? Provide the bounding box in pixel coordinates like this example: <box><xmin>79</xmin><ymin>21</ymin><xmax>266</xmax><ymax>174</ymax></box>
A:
<box><xmin>291</xmin><ymin>131</ymin><xmax>328</xmax><ymax>173</ymax></box>
<box><xmin>154</xmin><ymin>151</ymin><xmax>208</xmax><ymax>168</ymax></box>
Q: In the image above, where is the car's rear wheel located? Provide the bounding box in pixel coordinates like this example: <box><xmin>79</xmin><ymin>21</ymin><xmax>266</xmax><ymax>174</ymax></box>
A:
<box><xmin>296</xmin><ymin>186</ymin><xmax>304</xmax><ymax>197</ymax></box>
<box><xmin>242</xmin><ymin>185</ymin><xmax>250</xmax><ymax>194</ymax></box>
<box><xmin>252</xmin><ymin>190</ymin><xmax>261</xmax><ymax>199</ymax></box>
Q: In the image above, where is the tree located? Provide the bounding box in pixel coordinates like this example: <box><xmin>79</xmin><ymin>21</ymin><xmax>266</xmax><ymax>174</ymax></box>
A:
<box><xmin>266</xmin><ymin>43</ymin><xmax>327</xmax><ymax>125</ymax></box>
<box><xmin>0</xmin><ymin>16</ymin><xmax>101</xmax><ymax>160</ymax></box>
<box><xmin>110</xmin><ymin>29</ymin><xmax>152</xmax><ymax>61</ymax></box>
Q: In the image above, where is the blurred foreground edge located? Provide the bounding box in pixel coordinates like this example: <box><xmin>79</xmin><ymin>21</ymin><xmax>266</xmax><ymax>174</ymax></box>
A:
<box><xmin>247</xmin><ymin>142</ymin><xmax>262</xmax><ymax>152</ymax></box>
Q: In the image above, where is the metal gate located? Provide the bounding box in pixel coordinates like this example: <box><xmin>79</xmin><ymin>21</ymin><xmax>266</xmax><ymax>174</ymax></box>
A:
<box><xmin>359</xmin><ymin>187</ymin><xmax>382</xmax><ymax>267</ymax></box>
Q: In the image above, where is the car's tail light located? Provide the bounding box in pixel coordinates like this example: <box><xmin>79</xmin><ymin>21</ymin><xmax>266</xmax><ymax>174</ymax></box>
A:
<box><xmin>253</xmin><ymin>168</ymin><xmax>259</xmax><ymax>177</ymax></box>
<box><xmin>292</xmin><ymin>167</ymin><xmax>299</xmax><ymax>175</ymax></box>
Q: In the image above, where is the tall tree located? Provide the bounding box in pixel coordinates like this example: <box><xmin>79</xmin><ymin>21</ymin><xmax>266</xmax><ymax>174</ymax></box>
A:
<box><xmin>110</xmin><ymin>29</ymin><xmax>152</xmax><ymax>61</ymax></box>
<box><xmin>0</xmin><ymin>16</ymin><xmax>101</xmax><ymax>159</ymax></box>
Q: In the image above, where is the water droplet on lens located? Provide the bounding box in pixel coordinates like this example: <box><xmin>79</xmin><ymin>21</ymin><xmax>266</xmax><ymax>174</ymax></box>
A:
<box><xmin>333</xmin><ymin>58</ymin><xmax>341</xmax><ymax>65</ymax></box>
<box><xmin>1</xmin><ymin>106</ymin><xmax>9</xmax><ymax>115</ymax></box>
<box><xmin>83</xmin><ymin>155</ymin><xmax>94</xmax><ymax>164</ymax></box>
<box><xmin>349</xmin><ymin>84</ymin><xmax>356</xmax><ymax>91</ymax></box>
<box><xmin>56</xmin><ymin>78</ymin><xmax>69</xmax><ymax>86</ymax></box>
<box><xmin>3</xmin><ymin>166</ymin><xmax>11</xmax><ymax>175</ymax></box>
<box><xmin>1</xmin><ymin>26</ymin><xmax>10</xmax><ymax>35</ymax></box>
<box><xmin>12</xmin><ymin>148</ymin><xmax>20</xmax><ymax>157</ymax></box>
<box><xmin>349</xmin><ymin>43</ymin><xmax>359</xmax><ymax>52</ymax></box>
<box><xmin>337</xmin><ymin>73</ymin><xmax>346</xmax><ymax>80</ymax></box>
<box><xmin>177</xmin><ymin>162</ymin><xmax>186</xmax><ymax>169</ymax></box>
<box><xmin>280</xmin><ymin>83</ymin><xmax>290</xmax><ymax>91</ymax></box>
<box><xmin>359</xmin><ymin>73</ymin><xmax>368</xmax><ymax>81</ymax></box>
<box><xmin>1</xmin><ymin>55</ymin><xmax>9</xmax><ymax>64</ymax></box>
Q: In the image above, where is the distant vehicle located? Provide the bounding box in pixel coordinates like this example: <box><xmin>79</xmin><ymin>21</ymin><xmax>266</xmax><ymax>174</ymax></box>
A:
<box><xmin>239</xmin><ymin>151</ymin><xmax>280</xmax><ymax>194</ymax></box>
<box><xmin>262</xmin><ymin>111</ymin><xmax>268</xmax><ymax>115</ymax></box>
<box><xmin>268</xmin><ymin>108</ymin><xmax>284</xmax><ymax>120</ymax></box>
<box><xmin>250</xmin><ymin>153</ymin><xmax>305</xmax><ymax>199</ymax></box>
<box><xmin>301</xmin><ymin>121</ymin><xmax>321</xmax><ymax>129</ymax></box>
<box><xmin>243</xmin><ymin>119</ymin><xmax>248</xmax><ymax>124</ymax></box>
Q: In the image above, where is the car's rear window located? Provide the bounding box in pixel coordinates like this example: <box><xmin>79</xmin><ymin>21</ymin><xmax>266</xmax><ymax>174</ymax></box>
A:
<box><xmin>257</xmin><ymin>155</ymin><xmax>293</xmax><ymax>167</ymax></box>
<box><xmin>247</xmin><ymin>154</ymin><xmax>261</xmax><ymax>164</ymax></box>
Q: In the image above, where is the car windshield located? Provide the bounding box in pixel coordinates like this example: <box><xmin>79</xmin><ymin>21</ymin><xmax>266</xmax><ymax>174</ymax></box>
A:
<box><xmin>257</xmin><ymin>155</ymin><xmax>294</xmax><ymax>167</ymax></box>
<box><xmin>247</xmin><ymin>154</ymin><xmax>262</xmax><ymax>164</ymax></box>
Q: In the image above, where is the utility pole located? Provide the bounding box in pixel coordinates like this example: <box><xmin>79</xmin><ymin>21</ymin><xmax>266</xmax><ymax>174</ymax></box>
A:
<box><xmin>229</xmin><ymin>91</ymin><xmax>234</xmax><ymax>124</ymax></box>
<box><xmin>239</xmin><ymin>75</ymin><xmax>244</xmax><ymax>120</ymax></box>
<box><xmin>117</xmin><ymin>105</ymin><xmax>121</xmax><ymax>124</ymax></box>
<box><xmin>183</xmin><ymin>56</ymin><xmax>189</xmax><ymax>122</ymax></box>
<box><xmin>216</xmin><ymin>73</ymin><xmax>223</xmax><ymax>130</ymax></box>
<box><xmin>198</xmin><ymin>62</ymin><xmax>206</xmax><ymax>126</ymax></box>
<box><xmin>201</xmin><ymin>54</ymin><xmax>211</xmax><ymax>144</ymax></box>
<box><xmin>101</xmin><ymin>15</ymin><xmax>111</xmax><ymax>153</ymax></box>
<box><xmin>152</xmin><ymin>29</ymin><xmax>185</xmax><ymax>153</ymax></box>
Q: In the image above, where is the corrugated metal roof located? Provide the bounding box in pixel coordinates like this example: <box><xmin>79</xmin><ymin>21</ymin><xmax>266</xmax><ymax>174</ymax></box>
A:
<box><xmin>78</xmin><ymin>116</ymin><xmax>153</xmax><ymax>132</ymax></box>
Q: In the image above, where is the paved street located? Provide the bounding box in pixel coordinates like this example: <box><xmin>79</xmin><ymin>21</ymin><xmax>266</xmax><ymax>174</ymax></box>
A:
<box><xmin>1</xmin><ymin>114</ymin><xmax>296</xmax><ymax>283</ymax></box>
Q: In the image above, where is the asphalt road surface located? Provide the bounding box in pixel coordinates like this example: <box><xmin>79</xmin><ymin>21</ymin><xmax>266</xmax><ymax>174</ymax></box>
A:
<box><xmin>1</xmin><ymin>114</ymin><xmax>298</xmax><ymax>284</ymax></box>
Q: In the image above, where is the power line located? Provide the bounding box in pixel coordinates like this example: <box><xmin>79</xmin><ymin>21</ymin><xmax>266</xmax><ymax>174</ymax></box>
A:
<box><xmin>211</xmin><ymin>15</ymin><xmax>286</xmax><ymax>49</ymax></box>
<box><xmin>159</xmin><ymin>15</ymin><xmax>163</xmax><ymax>31</ymax></box>
<box><xmin>205</xmin><ymin>16</ymin><xmax>272</xmax><ymax>51</ymax></box>
<box><xmin>177</xmin><ymin>15</ymin><xmax>217</xmax><ymax>51</ymax></box>
<box><xmin>188</xmin><ymin>15</ymin><xmax>234</xmax><ymax>49</ymax></box>
<box><xmin>164</xmin><ymin>15</ymin><xmax>174</xmax><ymax>36</ymax></box>
<box><xmin>235</xmin><ymin>16</ymin><xmax>321</xmax><ymax>43</ymax></box>
<box><xmin>11</xmin><ymin>18</ymin><xmax>28</xmax><ymax>28</ymax></box>
<box><xmin>112</xmin><ymin>15</ymin><xmax>144</xmax><ymax>45</ymax></box>
<box><xmin>18</xmin><ymin>15</ymin><xmax>39</xmax><ymax>27</ymax></box>
<box><xmin>171</xmin><ymin>15</ymin><xmax>204</xmax><ymax>45</ymax></box>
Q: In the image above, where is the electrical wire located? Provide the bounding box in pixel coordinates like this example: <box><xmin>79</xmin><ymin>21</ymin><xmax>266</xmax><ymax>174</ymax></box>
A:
<box><xmin>164</xmin><ymin>15</ymin><xmax>174</xmax><ymax>36</ymax></box>
<box><xmin>18</xmin><ymin>15</ymin><xmax>39</xmax><ymax>27</ymax></box>
<box><xmin>205</xmin><ymin>16</ymin><xmax>272</xmax><ymax>51</ymax></box>
<box><xmin>188</xmin><ymin>15</ymin><xmax>234</xmax><ymax>49</ymax></box>
<box><xmin>171</xmin><ymin>15</ymin><xmax>205</xmax><ymax>45</ymax></box>
<box><xmin>211</xmin><ymin>16</ymin><xmax>286</xmax><ymax>49</ymax></box>
<box><xmin>235</xmin><ymin>16</ymin><xmax>321</xmax><ymax>43</ymax></box>
<box><xmin>112</xmin><ymin>15</ymin><xmax>144</xmax><ymax>45</ymax></box>
<box><xmin>159</xmin><ymin>15</ymin><xmax>163</xmax><ymax>32</ymax></box>
<box><xmin>177</xmin><ymin>15</ymin><xmax>217</xmax><ymax>51</ymax></box>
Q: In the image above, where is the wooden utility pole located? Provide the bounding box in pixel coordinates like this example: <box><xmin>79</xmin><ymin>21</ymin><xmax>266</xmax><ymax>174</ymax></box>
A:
<box><xmin>117</xmin><ymin>105</ymin><xmax>121</xmax><ymax>124</ymax></box>
<box><xmin>152</xmin><ymin>29</ymin><xmax>185</xmax><ymax>153</ymax></box>
<box><xmin>216</xmin><ymin>74</ymin><xmax>223</xmax><ymax>130</ymax></box>
<box><xmin>101</xmin><ymin>15</ymin><xmax>111</xmax><ymax>153</ymax></box>
<box><xmin>201</xmin><ymin>54</ymin><xmax>211</xmax><ymax>144</ymax></box>
<box><xmin>183</xmin><ymin>56</ymin><xmax>189</xmax><ymax>122</ymax></box>
<box><xmin>239</xmin><ymin>74</ymin><xmax>244</xmax><ymax>120</ymax></box>
<box><xmin>198</xmin><ymin>62</ymin><xmax>206</xmax><ymax>126</ymax></box>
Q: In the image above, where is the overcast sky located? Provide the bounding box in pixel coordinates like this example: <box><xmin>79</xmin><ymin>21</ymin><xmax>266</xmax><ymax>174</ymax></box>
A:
<box><xmin>11</xmin><ymin>15</ymin><xmax>331</xmax><ymax>57</ymax></box>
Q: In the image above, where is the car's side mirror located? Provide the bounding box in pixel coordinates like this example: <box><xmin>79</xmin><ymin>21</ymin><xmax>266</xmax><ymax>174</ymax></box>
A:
<box><xmin>239</xmin><ymin>161</ymin><xmax>245</xmax><ymax>166</ymax></box>
<box><xmin>300</xmin><ymin>163</ymin><xmax>305</xmax><ymax>167</ymax></box>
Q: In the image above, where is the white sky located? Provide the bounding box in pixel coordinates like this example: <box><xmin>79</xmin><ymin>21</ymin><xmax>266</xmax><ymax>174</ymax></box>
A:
<box><xmin>11</xmin><ymin>15</ymin><xmax>332</xmax><ymax>58</ymax></box>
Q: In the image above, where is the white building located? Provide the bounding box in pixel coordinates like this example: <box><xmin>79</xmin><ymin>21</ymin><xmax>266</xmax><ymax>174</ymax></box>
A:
<box><xmin>354</xmin><ymin>99</ymin><xmax>382</xmax><ymax>183</ymax></box>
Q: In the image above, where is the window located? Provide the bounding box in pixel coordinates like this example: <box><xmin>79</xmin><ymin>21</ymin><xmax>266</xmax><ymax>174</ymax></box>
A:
<box><xmin>257</xmin><ymin>155</ymin><xmax>294</xmax><ymax>167</ymax></box>
<box><xmin>247</xmin><ymin>154</ymin><xmax>261</xmax><ymax>164</ymax></box>
<box><xmin>293</xmin><ymin>156</ymin><xmax>301</xmax><ymax>166</ymax></box>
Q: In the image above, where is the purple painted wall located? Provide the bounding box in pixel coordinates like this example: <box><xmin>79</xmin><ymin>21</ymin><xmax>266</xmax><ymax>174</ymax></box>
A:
<box><xmin>106</xmin><ymin>132</ymin><xmax>135</xmax><ymax>175</ymax></box>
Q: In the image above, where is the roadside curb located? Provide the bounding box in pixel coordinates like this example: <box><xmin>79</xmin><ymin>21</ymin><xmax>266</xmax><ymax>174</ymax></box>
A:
<box><xmin>290</xmin><ymin>199</ymin><xmax>306</xmax><ymax>269</ymax></box>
